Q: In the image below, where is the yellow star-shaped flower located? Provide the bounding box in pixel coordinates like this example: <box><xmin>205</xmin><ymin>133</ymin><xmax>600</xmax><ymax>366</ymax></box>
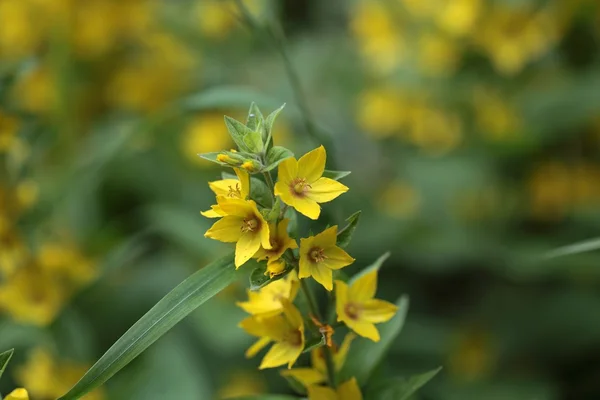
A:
<box><xmin>237</xmin><ymin>272</ymin><xmax>299</xmax><ymax>317</ymax></box>
<box><xmin>307</xmin><ymin>377</ymin><xmax>363</xmax><ymax>400</ymax></box>
<box><xmin>299</xmin><ymin>226</ymin><xmax>354</xmax><ymax>291</ymax></box>
<box><xmin>201</xmin><ymin>168</ymin><xmax>250</xmax><ymax>218</ymax></box>
<box><xmin>274</xmin><ymin>146</ymin><xmax>348</xmax><ymax>220</ymax></box>
<box><xmin>335</xmin><ymin>269</ymin><xmax>398</xmax><ymax>342</ymax></box>
<box><xmin>204</xmin><ymin>197</ymin><xmax>271</xmax><ymax>267</ymax></box>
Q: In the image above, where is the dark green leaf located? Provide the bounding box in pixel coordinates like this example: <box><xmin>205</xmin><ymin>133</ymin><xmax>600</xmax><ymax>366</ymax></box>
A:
<box><xmin>250</xmin><ymin>176</ymin><xmax>273</xmax><ymax>208</ymax></box>
<box><xmin>365</xmin><ymin>367</ymin><xmax>442</xmax><ymax>400</ymax></box>
<box><xmin>58</xmin><ymin>253</ymin><xmax>248</xmax><ymax>400</ymax></box>
<box><xmin>249</xmin><ymin>262</ymin><xmax>293</xmax><ymax>291</ymax></box>
<box><xmin>285</xmin><ymin>207</ymin><xmax>298</xmax><ymax>239</ymax></box>
<box><xmin>336</xmin><ymin>211</ymin><xmax>361</xmax><ymax>248</ymax></box>
<box><xmin>0</xmin><ymin>348</ymin><xmax>14</xmax><ymax>381</ymax></box>
<box><xmin>264</xmin><ymin>146</ymin><xmax>293</xmax><ymax>172</ymax></box>
<box><xmin>340</xmin><ymin>296</ymin><xmax>409</xmax><ymax>386</ymax></box>
<box><xmin>266</xmin><ymin>198</ymin><xmax>282</xmax><ymax>222</ymax></box>
<box><xmin>224</xmin><ymin>115</ymin><xmax>253</xmax><ymax>153</ymax></box>
<box><xmin>322</xmin><ymin>170</ymin><xmax>351</xmax><ymax>181</ymax></box>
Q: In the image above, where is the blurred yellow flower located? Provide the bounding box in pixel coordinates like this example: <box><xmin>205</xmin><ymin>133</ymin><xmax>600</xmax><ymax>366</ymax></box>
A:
<box><xmin>0</xmin><ymin>111</ymin><xmax>19</xmax><ymax>152</ymax></box>
<box><xmin>350</xmin><ymin>1</ymin><xmax>405</xmax><ymax>74</ymax></box>
<box><xmin>473</xmin><ymin>88</ymin><xmax>521</xmax><ymax>141</ymax></box>
<box><xmin>218</xmin><ymin>371</ymin><xmax>267</xmax><ymax>399</ymax></box>
<box><xmin>448</xmin><ymin>328</ymin><xmax>495</xmax><ymax>382</ymax></box>
<box><xmin>299</xmin><ymin>226</ymin><xmax>355</xmax><ymax>291</ymax></box>
<box><xmin>240</xmin><ymin>299</ymin><xmax>305</xmax><ymax>369</ymax></box>
<box><xmin>417</xmin><ymin>33</ymin><xmax>460</xmax><ymax>76</ymax></box>
<box><xmin>281</xmin><ymin>333</ymin><xmax>355</xmax><ymax>387</ymax></box>
<box><xmin>4</xmin><ymin>388</ymin><xmax>29</xmax><ymax>400</ymax></box>
<box><xmin>356</xmin><ymin>88</ymin><xmax>406</xmax><ymax>138</ymax></box>
<box><xmin>204</xmin><ymin>197</ymin><xmax>271</xmax><ymax>267</ymax></box>
<box><xmin>275</xmin><ymin>146</ymin><xmax>348</xmax><ymax>220</ymax></box>
<box><xmin>182</xmin><ymin>114</ymin><xmax>233</xmax><ymax>166</ymax></box>
<box><xmin>16</xmin><ymin>348</ymin><xmax>104</xmax><ymax>400</ymax></box>
<box><xmin>435</xmin><ymin>0</ymin><xmax>481</xmax><ymax>37</ymax></box>
<box><xmin>0</xmin><ymin>0</ymin><xmax>40</xmax><ymax>59</ymax></box>
<box><xmin>195</xmin><ymin>0</ymin><xmax>263</xmax><ymax>39</ymax></box>
<box><xmin>408</xmin><ymin>108</ymin><xmax>462</xmax><ymax>156</ymax></box>
<box><xmin>14</xmin><ymin>66</ymin><xmax>57</xmax><ymax>114</ymax></box>
<box><xmin>528</xmin><ymin>161</ymin><xmax>572</xmax><ymax>220</ymax></box>
<box><xmin>307</xmin><ymin>377</ymin><xmax>363</xmax><ymax>400</ymax></box>
<box><xmin>37</xmin><ymin>242</ymin><xmax>97</xmax><ymax>285</ymax></box>
<box><xmin>336</xmin><ymin>269</ymin><xmax>397</xmax><ymax>342</ymax></box>
<box><xmin>15</xmin><ymin>180</ymin><xmax>39</xmax><ymax>211</ymax></box>
<box><xmin>377</xmin><ymin>181</ymin><xmax>420</xmax><ymax>219</ymax></box>
<box><xmin>237</xmin><ymin>272</ymin><xmax>298</xmax><ymax>317</ymax></box>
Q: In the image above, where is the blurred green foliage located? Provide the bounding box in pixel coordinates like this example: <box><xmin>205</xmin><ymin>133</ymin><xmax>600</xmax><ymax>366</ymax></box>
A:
<box><xmin>1</xmin><ymin>0</ymin><xmax>600</xmax><ymax>399</ymax></box>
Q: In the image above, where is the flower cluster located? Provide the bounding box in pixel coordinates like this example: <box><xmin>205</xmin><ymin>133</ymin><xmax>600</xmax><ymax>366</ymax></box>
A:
<box><xmin>201</xmin><ymin>103</ymin><xmax>399</xmax><ymax>398</ymax></box>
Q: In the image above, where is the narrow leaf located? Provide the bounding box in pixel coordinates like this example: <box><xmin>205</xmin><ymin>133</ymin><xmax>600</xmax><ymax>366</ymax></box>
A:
<box><xmin>264</xmin><ymin>103</ymin><xmax>286</xmax><ymax>146</ymax></box>
<box><xmin>340</xmin><ymin>296</ymin><xmax>409</xmax><ymax>386</ymax></box>
<box><xmin>542</xmin><ymin>237</ymin><xmax>600</xmax><ymax>259</ymax></box>
<box><xmin>302</xmin><ymin>336</ymin><xmax>326</xmax><ymax>354</ymax></box>
<box><xmin>58</xmin><ymin>253</ymin><xmax>246</xmax><ymax>400</ymax></box>
<box><xmin>264</xmin><ymin>146</ymin><xmax>293</xmax><ymax>172</ymax></box>
<box><xmin>336</xmin><ymin>211</ymin><xmax>361</xmax><ymax>248</ymax></box>
<box><xmin>0</xmin><ymin>348</ymin><xmax>14</xmax><ymax>381</ymax></box>
<box><xmin>365</xmin><ymin>367</ymin><xmax>442</xmax><ymax>400</ymax></box>
<box><xmin>323</xmin><ymin>170</ymin><xmax>351</xmax><ymax>181</ymax></box>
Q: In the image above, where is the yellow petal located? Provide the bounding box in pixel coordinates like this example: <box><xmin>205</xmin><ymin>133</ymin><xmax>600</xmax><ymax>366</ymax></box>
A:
<box><xmin>361</xmin><ymin>299</ymin><xmax>398</xmax><ymax>323</ymax></box>
<box><xmin>205</xmin><ymin>216</ymin><xmax>243</xmax><ymax>243</ymax></box>
<box><xmin>312</xmin><ymin>226</ymin><xmax>338</xmax><ymax>248</ymax></box>
<box><xmin>298</xmin><ymin>246</ymin><xmax>313</xmax><ymax>279</ymax></box>
<box><xmin>333</xmin><ymin>333</ymin><xmax>356</xmax><ymax>371</ymax></box>
<box><xmin>235</xmin><ymin>232</ymin><xmax>262</xmax><ymax>267</ymax></box>
<box><xmin>208</xmin><ymin>179</ymin><xmax>240</xmax><ymax>197</ymax></box>
<box><xmin>307</xmin><ymin>385</ymin><xmax>337</xmax><ymax>400</ymax></box>
<box><xmin>335</xmin><ymin>280</ymin><xmax>349</xmax><ymax>322</ymax></box>
<box><xmin>234</xmin><ymin>167</ymin><xmax>251</xmax><ymax>198</ymax></box>
<box><xmin>337</xmin><ymin>377</ymin><xmax>363</xmax><ymax>400</ymax></box>
<box><xmin>298</xmin><ymin>145</ymin><xmax>326</xmax><ymax>183</ymax></box>
<box><xmin>306</xmin><ymin>177</ymin><xmax>349</xmax><ymax>203</ymax></box>
<box><xmin>291</xmin><ymin>196</ymin><xmax>321</xmax><ymax>220</ymax></box>
<box><xmin>200</xmin><ymin>207</ymin><xmax>222</xmax><ymax>218</ymax></box>
<box><xmin>274</xmin><ymin>180</ymin><xmax>293</xmax><ymax>206</ymax></box>
<box><xmin>259</xmin><ymin>342</ymin><xmax>302</xmax><ymax>369</ymax></box>
<box><xmin>281</xmin><ymin>368</ymin><xmax>325</xmax><ymax>387</ymax></box>
<box><xmin>245</xmin><ymin>336</ymin><xmax>271</xmax><ymax>358</ymax></box>
<box><xmin>346</xmin><ymin>320</ymin><xmax>380</xmax><ymax>342</ymax></box>
<box><xmin>277</xmin><ymin>157</ymin><xmax>298</xmax><ymax>185</ymax></box>
<box><xmin>281</xmin><ymin>299</ymin><xmax>304</xmax><ymax>330</ymax></box>
<box><xmin>4</xmin><ymin>388</ymin><xmax>29</xmax><ymax>400</ymax></box>
<box><xmin>311</xmin><ymin>264</ymin><xmax>333</xmax><ymax>291</ymax></box>
<box><xmin>259</xmin><ymin>216</ymin><xmax>272</xmax><ymax>251</ymax></box>
<box><xmin>216</xmin><ymin>197</ymin><xmax>254</xmax><ymax>217</ymax></box>
<box><xmin>322</xmin><ymin>246</ymin><xmax>354</xmax><ymax>271</ymax></box>
<box><xmin>348</xmin><ymin>270</ymin><xmax>377</xmax><ymax>302</ymax></box>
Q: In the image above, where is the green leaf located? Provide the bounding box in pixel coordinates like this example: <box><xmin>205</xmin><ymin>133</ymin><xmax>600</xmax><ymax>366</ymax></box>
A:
<box><xmin>0</xmin><ymin>348</ymin><xmax>14</xmax><ymax>381</ymax></box>
<box><xmin>58</xmin><ymin>253</ymin><xmax>246</xmax><ymax>400</ymax></box>
<box><xmin>229</xmin><ymin>396</ymin><xmax>299</xmax><ymax>400</ymax></box>
<box><xmin>365</xmin><ymin>367</ymin><xmax>442</xmax><ymax>400</ymax></box>
<box><xmin>336</xmin><ymin>211</ymin><xmax>361</xmax><ymax>248</ymax></box>
<box><xmin>246</xmin><ymin>102</ymin><xmax>264</xmax><ymax>132</ymax></box>
<box><xmin>264</xmin><ymin>103</ymin><xmax>286</xmax><ymax>147</ymax></box>
<box><xmin>224</xmin><ymin>115</ymin><xmax>253</xmax><ymax>153</ymax></box>
<box><xmin>281</xmin><ymin>373</ymin><xmax>308</xmax><ymax>396</ymax></box>
<box><xmin>349</xmin><ymin>252</ymin><xmax>390</xmax><ymax>285</ymax></box>
<box><xmin>285</xmin><ymin>207</ymin><xmax>298</xmax><ymax>239</ymax></box>
<box><xmin>250</xmin><ymin>177</ymin><xmax>273</xmax><ymax>208</ymax></box>
<box><xmin>340</xmin><ymin>296</ymin><xmax>409</xmax><ymax>386</ymax></box>
<box><xmin>243</xmin><ymin>130</ymin><xmax>264</xmax><ymax>154</ymax></box>
<box><xmin>266</xmin><ymin>198</ymin><xmax>282</xmax><ymax>222</ymax></box>
<box><xmin>180</xmin><ymin>86</ymin><xmax>279</xmax><ymax>111</ymax></box>
<box><xmin>322</xmin><ymin>170</ymin><xmax>351</xmax><ymax>181</ymax></box>
<box><xmin>264</xmin><ymin>146</ymin><xmax>293</xmax><ymax>172</ymax></box>
<box><xmin>249</xmin><ymin>262</ymin><xmax>293</xmax><ymax>291</ymax></box>
<box><xmin>302</xmin><ymin>336</ymin><xmax>326</xmax><ymax>354</ymax></box>
<box><xmin>542</xmin><ymin>237</ymin><xmax>600</xmax><ymax>259</ymax></box>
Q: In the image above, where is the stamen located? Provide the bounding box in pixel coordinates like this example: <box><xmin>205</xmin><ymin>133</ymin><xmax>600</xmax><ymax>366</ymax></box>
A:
<box><xmin>241</xmin><ymin>217</ymin><xmax>259</xmax><ymax>233</ymax></box>
<box><xmin>344</xmin><ymin>303</ymin><xmax>360</xmax><ymax>320</ymax></box>
<box><xmin>290</xmin><ymin>178</ymin><xmax>311</xmax><ymax>197</ymax></box>
<box><xmin>309</xmin><ymin>247</ymin><xmax>326</xmax><ymax>263</ymax></box>
<box><xmin>227</xmin><ymin>183</ymin><xmax>241</xmax><ymax>198</ymax></box>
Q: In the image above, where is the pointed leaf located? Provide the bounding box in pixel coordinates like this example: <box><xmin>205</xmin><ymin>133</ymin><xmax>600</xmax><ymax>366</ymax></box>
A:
<box><xmin>302</xmin><ymin>336</ymin><xmax>326</xmax><ymax>354</ymax></box>
<box><xmin>543</xmin><ymin>237</ymin><xmax>600</xmax><ymax>259</ymax></box>
<box><xmin>0</xmin><ymin>348</ymin><xmax>14</xmax><ymax>381</ymax></box>
<box><xmin>264</xmin><ymin>146</ymin><xmax>293</xmax><ymax>172</ymax></box>
<box><xmin>365</xmin><ymin>367</ymin><xmax>442</xmax><ymax>400</ymax></box>
<box><xmin>336</xmin><ymin>211</ymin><xmax>361</xmax><ymax>248</ymax></box>
<box><xmin>340</xmin><ymin>296</ymin><xmax>409</xmax><ymax>386</ymax></box>
<box><xmin>323</xmin><ymin>170</ymin><xmax>351</xmax><ymax>181</ymax></box>
<box><xmin>264</xmin><ymin>103</ymin><xmax>286</xmax><ymax>147</ymax></box>
<box><xmin>58</xmin><ymin>253</ymin><xmax>250</xmax><ymax>400</ymax></box>
<box><xmin>246</xmin><ymin>102</ymin><xmax>264</xmax><ymax>132</ymax></box>
<box><xmin>224</xmin><ymin>116</ymin><xmax>253</xmax><ymax>152</ymax></box>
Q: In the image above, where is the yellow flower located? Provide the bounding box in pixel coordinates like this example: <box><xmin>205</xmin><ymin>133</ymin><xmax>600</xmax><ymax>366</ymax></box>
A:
<box><xmin>217</xmin><ymin>371</ymin><xmax>266</xmax><ymax>399</ymax></box>
<box><xmin>201</xmin><ymin>168</ymin><xmax>250</xmax><ymax>218</ymax></box>
<box><xmin>307</xmin><ymin>377</ymin><xmax>363</xmax><ymax>400</ymax></box>
<box><xmin>281</xmin><ymin>333</ymin><xmax>355</xmax><ymax>387</ymax></box>
<box><xmin>335</xmin><ymin>269</ymin><xmax>397</xmax><ymax>342</ymax></box>
<box><xmin>254</xmin><ymin>219</ymin><xmax>298</xmax><ymax>263</ymax></box>
<box><xmin>0</xmin><ymin>110</ymin><xmax>19</xmax><ymax>152</ymax></box>
<box><xmin>204</xmin><ymin>197</ymin><xmax>271</xmax><ymax>267</ymax></box>
<box><xmin>266</xmin><ymin>258</ymin><xmax>286</xmax><ymax>278</ymax></box>
<box><xmin>4</xmin><ymin>388</ymin><xmax>29</xmax><ymax>400</ymax></box>
<box><xmin>274</xmin><ymin>146</ymin><xmax>348</xmax><ymax>220</ymax></box>
<box><xmin>240</xmin><ymin>299</ymin><xmax>305</xmax><ymax>369</ymax></box>
<box><xmin>377</xmin><ymin>181</ymin><xmax>420</xmax><ymax>219</ymax></box>
<box><xmin>237</xmin><ymin>272</ymin><xmax>299</xmax><ymax>317</ymax></box>
<box><xmin>299</xmin><ymin>226</ymin><xmax>354</xmax><ymax>291</ymax></box>
<box><xmin>37</xmin><ymin>242</ymin><xmax>96</xmax><ymax>285</ymax></box>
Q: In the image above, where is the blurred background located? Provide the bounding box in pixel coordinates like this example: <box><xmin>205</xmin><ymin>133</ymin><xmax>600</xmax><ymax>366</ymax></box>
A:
<box><xmin>1</xmin><ymin>0</ymin><xmax>600</xmax><ymax>399</ymax></box>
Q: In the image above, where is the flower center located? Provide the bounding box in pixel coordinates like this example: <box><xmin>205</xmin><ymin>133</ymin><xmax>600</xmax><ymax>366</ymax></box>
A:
<box><xmin>284</xmin><ymin>329</ymin><xmax>303</xmax><ymax>347</ymax></box>
<box><xmin>241</xmin><ymin>217</ymin><xmax>259</xmax><ymax>233</ymax></box>
<box><xmin>290</xmin><ymin>178</ymin><xmax>310</xmax><ymax>197</ymax></box>
<box><xmin>344</xmin><ymin>303</ymin><xmax>361</xmax><ymax>320</ymax></box>
<box><xmin>227</xmin><ymin>183</ymin><xmax>241</xmax><ymax>198</ymax></box>
<box><xmin>309</xmin><ymin>247</ymin><xmax>326</xmax><ymax>263</ymax></box>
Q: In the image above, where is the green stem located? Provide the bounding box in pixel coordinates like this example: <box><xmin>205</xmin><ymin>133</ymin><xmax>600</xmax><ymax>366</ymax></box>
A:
<box><xmin>299</xmin><ymin>279</ymin><xmax>337</xmax><ymax>388</ymax></box>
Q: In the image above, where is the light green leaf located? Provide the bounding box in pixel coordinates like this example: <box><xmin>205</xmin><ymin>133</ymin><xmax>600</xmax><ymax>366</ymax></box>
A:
<box><xmin>264</xmin><ymin>146</ymin><xmax>293</xmax><ymax>172</ymax></box>
<box><xmin>365</xmin><ymin>367</ymin><xmax>442</xmax><ymax>400</ymax></box>
<box><xmin>302</xmin><ymin>336</ymin><xmax>326</xmax><ymax>354</ymax></box>
<box><xmin>264</xmin><ymin>103</ymin><xmax>286</xmax><ymax>147</ymax></box>
<box><xmin>340</xmin><ymin>296</ymin><xmax>409</xmax><ymax>386</ymax></box>
<box><xmin>180</xmin><ymin>86</ymin><xmax>279</xmax><ymax>111</ymax></box>
<box><xmin>243</xmin><ymin>130</ymin><xmax>264</xmax><ymax>154</ymax></box>
<box><xmin>246</xmin><ymin>102</ymin><xmax>264</xmax><ymax>132</ymax></box>
<box><xmin>224</xmin><ymin>116</ymin><xmax>253</xmax><ymax>153</ymax></box>
<box><xmin>58</xmin><ymin>253</ymin><xmax>247</xmax><ymax>400</ymax></box>
<box><xmin>336</xmin><ymin>211</ymin><xmax>361</xmax><ymax>248</ymax></box>
<box><xmin>0</xmin><ymin>348</ymin><xmax>14</xmax><ymax>381</ymax></box>
<box><xmin>542</xmin><ymin>237</ymin><xmax>600</xmax><ymax>259</ymax></box>
<box><xmin>322</xmin><ymin>170</ymin><xmax>351</xmax><ymax>181</ymax></box>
